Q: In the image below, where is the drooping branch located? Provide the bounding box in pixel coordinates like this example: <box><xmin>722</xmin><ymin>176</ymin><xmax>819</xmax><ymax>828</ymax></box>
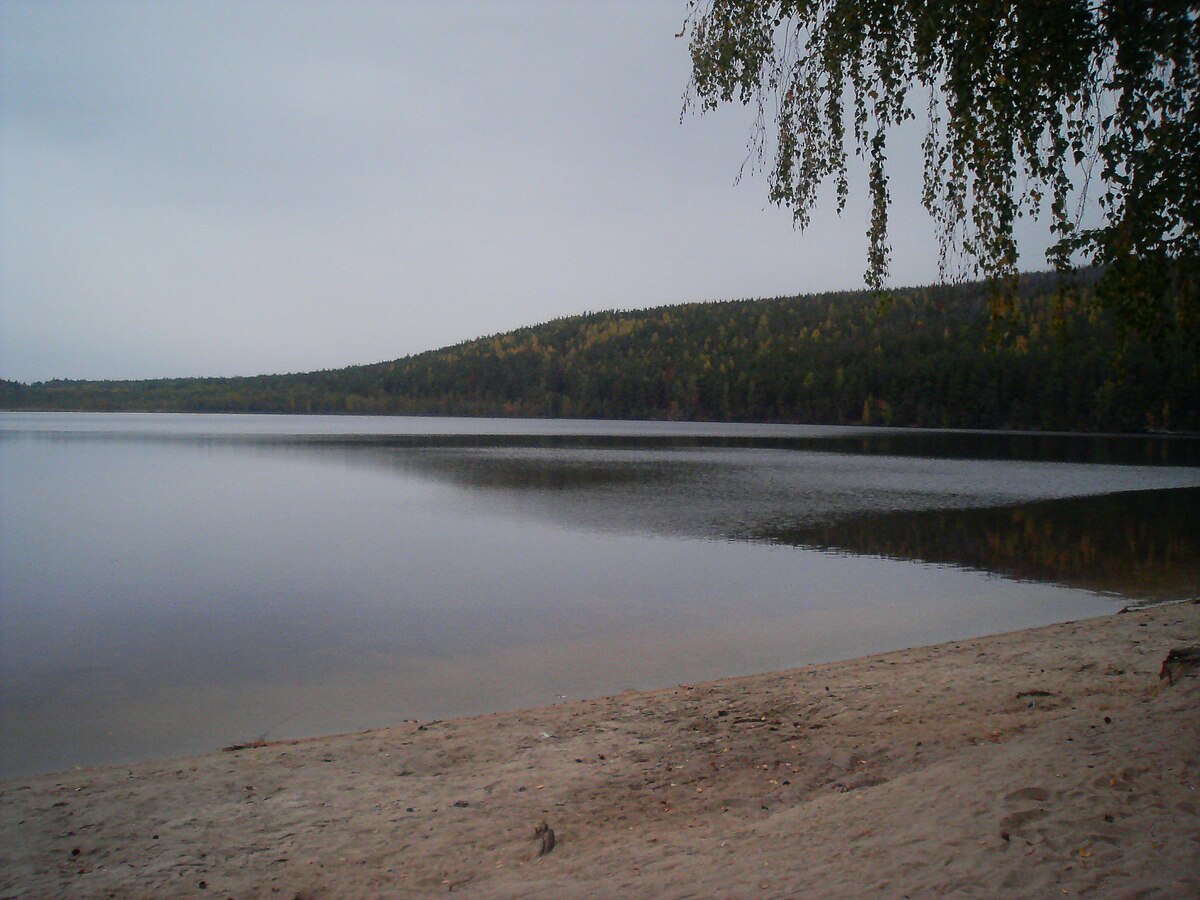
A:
<box><xmin>684</xmin><ymin>0</ymin><xmax>1199</xmax><ymax>347</ymax></box>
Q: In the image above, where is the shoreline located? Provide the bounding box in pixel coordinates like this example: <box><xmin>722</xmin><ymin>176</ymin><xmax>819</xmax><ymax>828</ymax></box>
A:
<box><xmin>3</xmin><ymin>603</ymin><xmax>1198</xmax><ymax>898</ymax></box>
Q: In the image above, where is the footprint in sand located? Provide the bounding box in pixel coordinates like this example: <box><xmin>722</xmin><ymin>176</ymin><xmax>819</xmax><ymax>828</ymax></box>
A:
<box><xmin>999</xmin><ymin>786</ymin><xmax>1051</xmax><ymax>839</ymax></box>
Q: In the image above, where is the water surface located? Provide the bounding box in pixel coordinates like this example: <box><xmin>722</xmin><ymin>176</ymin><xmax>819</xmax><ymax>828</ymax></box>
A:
<box><xmin>2</xmin><ymin>412</ymin><xmax>1198</xmax><ymax>777</ymax></box>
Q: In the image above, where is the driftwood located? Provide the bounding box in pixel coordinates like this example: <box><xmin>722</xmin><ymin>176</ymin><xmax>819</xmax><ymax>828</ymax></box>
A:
<box><xmin>534</xmin><ymin>821</ymin><xmax>556</xmax><ymax>857</ymax></box>
<box><xmin>1158</xmin><ymin>647</ymin><xmax>1200</xmax><ymax>685</ymax></box>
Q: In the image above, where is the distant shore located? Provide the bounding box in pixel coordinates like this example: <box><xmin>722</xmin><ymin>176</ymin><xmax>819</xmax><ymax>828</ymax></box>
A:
<box><xmin>5</xmin><ymin>270</ymin><xmax>1199</xmax><ymax>434</ymax></box>
<box><xmin>3</xmin><ymin>602</ymin><xmax>1198</xmax><ymax>898</ymax></box>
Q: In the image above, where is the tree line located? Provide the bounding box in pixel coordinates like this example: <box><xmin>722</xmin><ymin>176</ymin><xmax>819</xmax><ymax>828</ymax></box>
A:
<box><xmin>2</xmin><ymin>271</ymin><xmax>1196</xmax><ymax>432</ymax></box>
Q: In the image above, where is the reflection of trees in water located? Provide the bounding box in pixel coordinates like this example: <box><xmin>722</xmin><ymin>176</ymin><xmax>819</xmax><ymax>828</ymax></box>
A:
<box><xmin>802</xmin><ymin>433</ymin><xmax>1200</xmax><ymax>467</ymax></box>
<box><xmin>200</xmin><ymin>434</ymin><xmax>1200</xmax><ymax>599</ymax></box>
<box><xmin>761</xmin><ymin>488</ymin><xmax>1200</xmax><ymax>601</ymax></box>
<box><xmin>390</xmin><ymin>452</ymin><xmax>676</xmax><ymax>491</ymax></box>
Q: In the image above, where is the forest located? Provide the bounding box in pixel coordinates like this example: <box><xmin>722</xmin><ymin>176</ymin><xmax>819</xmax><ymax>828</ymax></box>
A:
<box><xmin>3</xmin><ymin>271</ymin><xmax>1197</xmax><ymax>433</ymax></box>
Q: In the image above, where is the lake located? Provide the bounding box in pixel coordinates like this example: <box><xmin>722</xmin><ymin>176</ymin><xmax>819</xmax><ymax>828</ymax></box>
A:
<box><xmin>2</xmin><ymin>411</ymin><xmax>1198</xmax><ymax>778</ymax></box>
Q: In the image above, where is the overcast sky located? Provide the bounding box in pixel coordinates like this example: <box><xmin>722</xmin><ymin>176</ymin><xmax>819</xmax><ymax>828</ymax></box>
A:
<box><xmin>2</xmin><ymin>1</ymin><xmax>1065</xmax><ymax>383</ymax></box>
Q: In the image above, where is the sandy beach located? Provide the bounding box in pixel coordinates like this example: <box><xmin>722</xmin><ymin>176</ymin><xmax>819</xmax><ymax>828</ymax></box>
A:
<box><xmin>3</xmin><ymin>601</ymin><xmax>1198</xmax><ymax>898</ymax></box>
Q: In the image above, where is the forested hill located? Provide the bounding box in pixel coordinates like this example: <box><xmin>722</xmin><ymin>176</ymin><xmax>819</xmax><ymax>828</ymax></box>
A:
<box><xmin>3</xmin><ymin>271</ymin><xmax>1197</xmax><ymax>432</ymax></box>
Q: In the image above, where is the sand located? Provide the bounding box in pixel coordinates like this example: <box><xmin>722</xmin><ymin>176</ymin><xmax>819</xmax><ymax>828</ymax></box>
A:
<box><xmin>3</xmin><ymin>601</ymin><xmax>1198</xmax><ymax>899</ymax></box>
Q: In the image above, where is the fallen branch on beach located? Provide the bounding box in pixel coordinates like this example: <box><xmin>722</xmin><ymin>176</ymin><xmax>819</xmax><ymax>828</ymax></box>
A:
<box><xmin>1159</xmin><ymin>647</ymin><xmax>1200</xmax><ymax>685</ymax></box>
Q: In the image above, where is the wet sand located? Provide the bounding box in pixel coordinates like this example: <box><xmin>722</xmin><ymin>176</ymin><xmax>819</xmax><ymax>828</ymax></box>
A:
<box><xmin>3</xmin><ymin>601</ymin><xmax>1198</xmax><ymax>898</ymax></box>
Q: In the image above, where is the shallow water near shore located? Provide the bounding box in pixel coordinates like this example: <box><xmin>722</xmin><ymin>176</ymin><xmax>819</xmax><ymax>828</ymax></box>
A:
<box><xmin>2</xmin><ymin>412</ymin><xmax>1199</xmax><ymax>778</ymax></box>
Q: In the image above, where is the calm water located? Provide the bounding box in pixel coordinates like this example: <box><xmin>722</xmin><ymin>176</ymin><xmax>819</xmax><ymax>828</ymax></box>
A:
<box><xmin>2</xmin><ymin>412</ymin><xmax>1198</xmax><ymax>778</ymax></box>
